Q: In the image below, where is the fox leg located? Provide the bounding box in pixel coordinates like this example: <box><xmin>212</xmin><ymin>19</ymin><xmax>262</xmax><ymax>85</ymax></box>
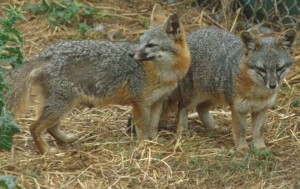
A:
<box><xmin>196</xmin><ymin>101</ymin><xmax>216</xmax><ymax>130</ymax></box>
<box><xmin>148</xmin><ymin>101</ymin><xmax>163</xmax><ymax>140</ymax></box>
<box><xmin>30</xmin><ymin>111</ymin><xmax>61</xmax><ymax>154</ymax></box>
<box><xmin>47</xmin><ymin>124</ymin><xmax>77</xmax><ymax>143</ymax></box>
<box><xmin>231</xmin><ymin>107</ymin><xmax>249</xmax><ymax>152</ymax></box>
<box><xmin>132</xmin><ymin>103</ymin><xmax>151</xmax><ymax>141</ymax></box>
<box><xmin>30</xmin><ymin>95</ymin><xmax>73</xmax><ymax>154</ymax></box>
<box><xmin>251</xmin><ymin>109</ymin><xmax>267</xmax><ymax>150</ymax></box>
<box><xmin>176</xmin><ymin>107</ymin><xmax>188</xmax><ymax>134</ymax></box>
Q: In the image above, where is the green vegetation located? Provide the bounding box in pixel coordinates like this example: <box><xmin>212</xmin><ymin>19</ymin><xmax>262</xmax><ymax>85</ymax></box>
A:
<box><xmin>0</xmin><ymin>5</ymin><xmax>23</xmax><ymax>151</ymax></box>
<box><xmin>25</xmin><ymin>0</ymin><xmax>96</xmax><ymax>37</ymax></box>
<box><xmin>0</xmin><ymin>6</ymin><xmax>24</xmax><ymax>68</ymax></box>
<box><xmin>0</xmin><ymin>5</ymin><xmax>24</xmax><ymax>189</ymax></box>
<box><xmin>0</xmin><ymin>176</ymin><xmax>20</xmax><ymax>189</ymax></box>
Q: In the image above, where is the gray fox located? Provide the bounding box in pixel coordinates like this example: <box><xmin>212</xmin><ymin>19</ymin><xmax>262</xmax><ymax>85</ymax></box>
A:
<box><xmin>174</xmin><ymin>27</ymin><xmax>297</xmax><ymax>152</ymax></box>
<box><xmin>5</xmin><ymin>8</ymin><xmax>191</xmax><ymax>154</ymax></box>
<box><xmin>127</xmin><ymin>6</ymin><xmax>297</xmax><ymax>152</ymax></box>
<box><xmin>127</xmin><ymin>5</ymin><xmax>297</xmax><ymax>152</ymax></box>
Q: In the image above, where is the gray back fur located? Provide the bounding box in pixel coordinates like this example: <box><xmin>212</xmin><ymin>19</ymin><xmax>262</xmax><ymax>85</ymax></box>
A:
<box><xmin>37</xmin><ymin>40</ymin><xmax>145</xmax><ymax>101</ymax></box>
<box><xmin>185</xmin><ymin>27</ymin><xmax>243</xmax><ymax>103</ymax></box>
<box><xmin>181</xmin><ymin>27</ymin><xmax>295</xmax><ymax>105</ymax></box>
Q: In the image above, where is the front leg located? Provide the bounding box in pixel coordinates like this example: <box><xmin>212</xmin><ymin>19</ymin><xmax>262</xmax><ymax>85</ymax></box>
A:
<box><xmin>148</xmin><ymin>100</ymin><xmax>164</xmax><ymax>140</ymax></box>
<box><xmin>176</xmin><ymin>107</ymin><xmax>188</xmax><ymax>134</ymax></box>
<box><xmin>251</xmin><ymin>109</ymin><xmax>267</xmax><ymax>150</ymax></box>
<box><xmin>231</xmin><ymin>107</ymin><xmax>249</xmax><ymax>152</ymax></box>
<box><xmin>176</xmin><ymin>98</ymin><xmax>189</xmax><ymax>134</ymax></box>
<box><xmin>131</xmin><ymin>103</ymin><xmax>151</xmax><ymax>141</ymax></box>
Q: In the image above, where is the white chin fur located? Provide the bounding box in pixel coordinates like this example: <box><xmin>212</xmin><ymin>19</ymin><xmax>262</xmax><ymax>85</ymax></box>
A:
<box><xmin>155</xmin><ymin>52</ymin><xmax>175</xmax><ymax>65</ymax></box>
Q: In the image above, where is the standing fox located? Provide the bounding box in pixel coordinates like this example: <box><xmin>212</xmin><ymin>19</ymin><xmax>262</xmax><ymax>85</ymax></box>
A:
<box><xmin>5</xmin><ymin>8</ymin><xmax>191</xmax><ymax>154</ymax></box>
<box><xmin>175</xmin><ymin>27</ymin><xmax>297</xmax><ymax>152</ymax></box>
<box><xmin>127</xmin><ymin>5</ymin><xmax>297</xmax><ymax>152</ymax></box>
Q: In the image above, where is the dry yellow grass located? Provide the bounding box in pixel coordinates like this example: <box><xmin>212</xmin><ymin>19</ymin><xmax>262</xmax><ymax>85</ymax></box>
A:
<box><xmin>0</xmin><ymin>0</ymin><xmax>299</xmax><ymax>188</ymax></box>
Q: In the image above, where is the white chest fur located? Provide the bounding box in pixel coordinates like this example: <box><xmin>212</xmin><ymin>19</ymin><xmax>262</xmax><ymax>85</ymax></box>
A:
<box><xmin>234</xmin><ymin>87</ymin><xmax>277</xmax><ymax>113</ymax></box>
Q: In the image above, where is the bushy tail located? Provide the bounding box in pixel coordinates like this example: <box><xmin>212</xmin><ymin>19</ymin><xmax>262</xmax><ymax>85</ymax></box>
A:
<box><xmin>4</xmin><ymin>58</ymin><xmax>42</xmax><ymax>118</ymax></box>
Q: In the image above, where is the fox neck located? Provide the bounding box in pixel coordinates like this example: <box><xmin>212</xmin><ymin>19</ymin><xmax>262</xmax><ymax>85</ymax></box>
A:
<box><xmin>144</xmin><ymin>32</ymin><xmax>190</xmax><ymax>84</ymax></box>
<box><xmin>236</xmin><ymin>61</ymin><xmax>278</xmax><ymax>101</ymax></box>
<box><xmin>173</xmin><ymin>33</ymin><xmax>191</xmax><ymax>81</ymax></box>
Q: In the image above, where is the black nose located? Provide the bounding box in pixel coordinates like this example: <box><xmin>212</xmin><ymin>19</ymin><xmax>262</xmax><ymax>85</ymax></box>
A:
<box><xmin>128</xmin><ymin>51</ymin><xmax>134</xmax><ymax>58</ymax></box>
<box><xmin>269</xmin><ymin>83</ymin><xmax>277</xmax><ymax>89</ymax></box>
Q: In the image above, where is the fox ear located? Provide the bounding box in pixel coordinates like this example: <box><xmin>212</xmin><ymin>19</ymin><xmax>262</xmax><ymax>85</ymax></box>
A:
<box><xmin>277</xmin><ymin>29</ymin><xmax>297</xmax><ymax>50</ymax></box>
<box><xmin>240</xmin><ymin>31</ymin><xmax>259</xmax><ymax>52</ymax></box>
<box><xmin>150</xmin><ymin>4</ymin><xmax>167</xmax><ymax>28</ymax></box>
<box><xmin>165</xmin><ymin>14</ymin><xmax>182</xmax><ymax>40</ymax></box>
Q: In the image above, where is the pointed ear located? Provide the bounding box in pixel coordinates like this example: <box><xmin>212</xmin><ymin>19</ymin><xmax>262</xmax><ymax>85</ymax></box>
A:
<box><xmin>240</xmin><ymin>31</ymin><xmax>259</xmax><ymax>52</ymax></box>
<box><xmin>165</xmin><ymin>14</ymin><xmax>182</xmax><ymax>40</ymax></box>
<box><xmin>277</xmin><ymin>29</ymin><xmax>297</xmax><ymax>50</ymax></box>
<box><xmin>150</xmin><ymin>4</ymin><xmax>167</xmax><ymax>28</ymax></box>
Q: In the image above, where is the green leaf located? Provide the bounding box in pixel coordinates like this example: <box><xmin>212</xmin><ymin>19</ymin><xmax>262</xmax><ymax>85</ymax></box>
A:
<box><xmin>24</xmin><ymin>0</ymin><xmax>96</xmax><ymax>27</ymax></box>
<box><xmin>0</xmin><ymin>19</ymin><xmax>13</xmax><ymax>29</ymax></box>
<box><xmin>83</xmin><ymin>5</ymin><xmax>96</xmax><ymax>16</ymax></box>
<box><xmin>25</xmin><ymin>2</ymin><xmax>49</xmax><ymax>14</ymax></box>
<box><xmin>6</xmin><ymin>5</ymin><xmax>25</xmax><ymax>23</ymax></box>
<box><xmin>0</xmin><ymin>107</ymin><xmax>21</xmax><ymax>151</ymax></box>
<box><xmin>78</xmin><ymin>22</ymin><xmax>92</xmax><ymax>38</ymax></box>
<box><xmin>6</xmin><ymin>28</ymin><xmax>23</xmax><ymax>45</ymax></box>
<box><xmin>0</xmin><ymin>4</ymin><xmax>23</xmax><ymax>153</ymax></box>
<box><xmin>0</xmin><ymin>176</ymin><xmax>18</xmax><ymax>189</ymax></box>
<box><xmin>0</xmin><ymin>47</ymin><xmax>23</xmax><ymax>68</ymax></box>
<box><xmin>290</xmin><ymin>99</ymin><xmax>299</xmax><ymax>108</ymax></box>
<box><xmin>0</xmin><ymin>32</ymin><xmax>10</xmax><ymax>46</ymax></box>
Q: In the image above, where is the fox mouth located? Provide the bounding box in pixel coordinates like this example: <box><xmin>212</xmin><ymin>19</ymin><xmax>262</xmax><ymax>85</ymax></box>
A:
<box><xmin>128</xmin><ymin>51</ymin><xmax>155</xmax><ymax>61</ymax></box>
<box><xmin>133</xmin><ymin>56</ymin><xmax>155</xmax><ymax>61</ymax></box>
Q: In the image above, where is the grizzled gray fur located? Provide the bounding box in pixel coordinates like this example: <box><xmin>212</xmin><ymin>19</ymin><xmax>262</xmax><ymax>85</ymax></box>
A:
<box><xmin>5</xmin><ymin>13</ymin><xmax>191</xmax><ymax>154</ymax></box>
<box><xmin>39</xmin><ymin>41</ymin><xmax>145</xmax><ymax>99</ymax></box>
<box><xmin>174</xmin><ymin>27</ymin><xmax>297</xmax><ymax>152</ymax></box>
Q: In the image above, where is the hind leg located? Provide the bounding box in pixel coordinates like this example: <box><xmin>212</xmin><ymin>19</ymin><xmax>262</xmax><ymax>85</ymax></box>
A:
<box><xmin>196</xmin><ymin>101</ymin><xmax>216</xmax><ymax>130</ymax></box>
<box><xmin>47</xmin><ymin>124</ymin><xmax>77</xmax><ymax>143</ymax></box>
<box><xmin>30</xmin><ymin>96</ymin><xmax>74</xmax><ymax>154</ymax></box>
<box><xmin>30</xmin><ymin>112</ymin><xmax>61</xmax><ymax>154</ymax></box>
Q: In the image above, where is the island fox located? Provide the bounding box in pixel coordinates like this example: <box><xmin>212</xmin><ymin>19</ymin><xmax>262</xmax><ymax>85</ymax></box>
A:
<box><xmin>127</xmin><ymin>6</ymin><xmax>297</xmax><ymax>152</ymax></box>
<box><xmin>5</xmin><ymin>8</ymin><xmax>191</xmax><ymax>154</ymax></box>
<box><xmin>174</xmin><ymin>27</ymin><xmax>297</xmax><ymax>152</ymax></box>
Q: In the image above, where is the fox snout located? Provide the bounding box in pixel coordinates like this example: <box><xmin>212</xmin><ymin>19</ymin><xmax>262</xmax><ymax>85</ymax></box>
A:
<box><xmin>128</xmin><ymin>51</ymin><xmax>135</xmax><ymax>58</ymax></box>
<box><xmin>128</xmin><ymin>46</ymin><xmax>154</xmax><ymax>61</ymax></box>
<box><xmin>268</xmin><ymin>82</ymin><xmax>278</xmax><ymax>89</ymax></box>
<box><xmin>266</xmin><ymin>72</ymin><xmax>279</xmax><ymax>89</ymax></box>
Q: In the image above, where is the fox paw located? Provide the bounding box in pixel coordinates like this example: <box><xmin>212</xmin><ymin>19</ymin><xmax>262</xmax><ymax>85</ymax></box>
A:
<box><xmin>41</xmin><ymin>147</ymin><xmax>60</xmax><ymax>155</ymax></box>
<box><xmin>65</xmin><ymin>133</ymin><xmax>78</xmax><ymax>143</ymax></box>
<box><xmin>253</xmin><ymin>141</ymin><xmax>266</xmax><ymax>151</ymax></box>
<box><xmin>236</xmin><ymin>144</ymin><xmax>250</xmax><ymax>154</ymax></box>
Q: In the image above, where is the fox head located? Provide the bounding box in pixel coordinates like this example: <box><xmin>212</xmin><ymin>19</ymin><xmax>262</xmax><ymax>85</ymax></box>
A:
<box><xmin>240</xmin><ymin>29</ymin><xmax>297</xmax><ymax>89</ymax></box>
<box><xmin>129</xmin><ymin>5</ymin><xmax>187</xmax><ymax>67</ymax></box>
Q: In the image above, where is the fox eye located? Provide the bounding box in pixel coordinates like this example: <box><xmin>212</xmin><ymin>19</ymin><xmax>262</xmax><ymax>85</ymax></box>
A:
<box><xmin>276</xmin><ymin>66</ymin><xmax>286</xmax><ymax>75</ymax></box>
<box><xmin>254</xmin><ymin>66</ymin><xmax>266</xmax><ymax>74</ymax></box>
<box><xmin>276</xmin><ymin>66</ymin><xmax>285</xmax><ymax>73</ymax></box>
<box><xmin>146</xmin><ymin>43</ymin><xmax>157</xmax><ymax>48</ymax></box>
